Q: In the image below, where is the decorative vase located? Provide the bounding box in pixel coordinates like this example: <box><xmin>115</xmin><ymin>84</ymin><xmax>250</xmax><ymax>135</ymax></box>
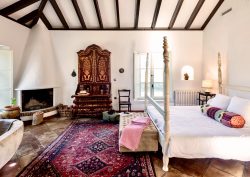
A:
<box><xmin>71</xmin><ymin>70</ymin><xmax>76</xmax><ymax>77</ymax></box>
<box><xmin>1</xmin><ymin>106</ymin><xmax>20</xmax><ymax>119</ymax></box>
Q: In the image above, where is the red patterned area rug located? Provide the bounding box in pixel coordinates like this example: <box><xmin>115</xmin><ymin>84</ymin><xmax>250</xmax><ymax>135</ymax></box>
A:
<box><xmin>18</xmin><ymin>121</ymin><xmax>156</xmax><ymax>177</ymax></box>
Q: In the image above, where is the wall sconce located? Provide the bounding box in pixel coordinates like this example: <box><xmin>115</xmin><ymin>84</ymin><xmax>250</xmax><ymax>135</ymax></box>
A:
<box><xmin>202</xmin><ymin>80</ymin><xmax>213</xmax><ymax>93</ymax></box>
<box><xmin>71</xmin><ymin>69</ymin><xmax>76</xmax><ymax>77</ymax></box>
<box><xmin>119</xmin><ymin>68</ymin><xmax>124</xmax><ymax>73</ymax></box>
<box><xmin>181</xmin><ymin>65</ymin><xmax>194</xmax><ymax>80</ymax></box>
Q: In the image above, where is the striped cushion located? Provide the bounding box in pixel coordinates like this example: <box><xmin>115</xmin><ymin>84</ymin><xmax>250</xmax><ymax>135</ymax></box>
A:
<box><xmin>200</xmin><ymin>104</ymin><xmax>211</xmax><ymax>115</ymax></box>
<box><xmin>221</xmin><ymin>112</ymin><xmax>245</xmax><ymax>128</ymax></box>
<box><xmin>207</xmin><ymin>107</ymin><xmax>222</xmax><ymax>119</ymax></box>
<box><xmin>200</xmin><ymin>104</ymin><xmax>245</xmax><ymax>128</ymax></box>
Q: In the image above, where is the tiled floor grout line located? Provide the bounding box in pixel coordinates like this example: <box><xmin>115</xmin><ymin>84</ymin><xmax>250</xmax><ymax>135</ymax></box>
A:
<box><xmin>202</xmin><ymin>160</ymin><xmax>213</xmax><ymax>177</ymax></box>
<box><xmin>211</xmin><ymin>164</ymin><xmax>239</xmax><ymax>177</ymax></box>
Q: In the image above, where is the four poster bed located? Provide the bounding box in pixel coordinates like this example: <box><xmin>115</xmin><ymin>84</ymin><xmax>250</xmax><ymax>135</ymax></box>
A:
<box><xmin>144</xmin><ymin>37</ymin><xmax>250</xmax><ymax>171</ymax></box>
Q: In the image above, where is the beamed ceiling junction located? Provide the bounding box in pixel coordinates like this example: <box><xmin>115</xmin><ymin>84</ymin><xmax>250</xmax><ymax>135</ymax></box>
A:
<box><xmin>0</xmin><ymin>0</ymin><xmax>224</xmax><ymax>30</ymax></box>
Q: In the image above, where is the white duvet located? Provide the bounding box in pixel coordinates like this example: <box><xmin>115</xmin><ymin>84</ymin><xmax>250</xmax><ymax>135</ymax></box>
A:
<box><xmin>147</xmin><ymin>106</ymin><xmax>250</xmax><ymax>161</ymax></box>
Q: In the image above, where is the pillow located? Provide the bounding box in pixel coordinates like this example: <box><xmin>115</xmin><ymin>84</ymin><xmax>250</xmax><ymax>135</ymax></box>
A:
<box><xmin>200</xmin><ymin>104</ymin><xmax>245</xmax><ymax>128</ymax></box>
<box><xmin>207</xmin><ymin>97</ymin><xmax>214</xmax><ymax>104</ymax></box>
<box><xmin>201</xmin><ymin>104</ymin><xmax>224</xmax><ymax>121</ymax></box>
<box><xmin>200</xmin><ymin>104</ymin><xmax>211</xmax><ymax>115</ymax></box>
<box><xmin>209</xmin><ymin>94</ymin><xmax>231</xmax><ymax>109</ymax></box>
<box><xmin>227</xmin><ymin>96</ymin><xmax>250</xmax><ymax>127</ymax></box>
<box><xmin>220</xmin><ymin>112</ymin><xmax>245</xmax><ymax>128</ymax></box>
<box><xmin>102</xmin><ymin>111</ymin><xmax>120</xmax><ymax>122</ymax></box>
<box><xmin>207</xmin><ymin>107</ymin><xmax>224</xmax><ymax>121</ymax></box>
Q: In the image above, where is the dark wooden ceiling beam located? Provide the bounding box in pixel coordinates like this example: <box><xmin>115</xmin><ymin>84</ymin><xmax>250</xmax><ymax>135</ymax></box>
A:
<box><xmin>30</xmin><ymin>0</ymin><xmax>48</xmax><ymax>27</ymax></box>
<box><xmin>93</xmin><ymin>0</ymin><xmax>103</xmax><ymax>29</ymax></box>
<box><xmin>50</xmin><ymin>27</ymin><xmax>201</xmax><ymax>31</ymax></box>
<box><xmin>49</xmin><ymin>0</ymin><xmax>69</xmax><ymax>29</ymax></box>
<box><xmin>40</xmin><ymin>12</ymin><xmax>52</xmax><ymax>29</ymax></box>
<box><xmin>185</xmin><ymin>0</ymin><xmax>205</xmax><ymax>29</ymax></box>
<box><xmin>72</xmin><ymin>0</ymin><xmax>86</xmax><ymax>29</ymax></box>
<box><xmin>201</xmin><ymin>0</ymin><xmax>224</xmax><ymax>30</ymax></box>
<box><xmin>0</xmin><ymin>0</ymin><xmax>40</xmax><ymax>16</ymax></box>
<box><xmin>151</xmin><ymin>0</ymin><xmax>162</xmax><ymax>29</ymax></box>
<box><xmin>115</xmin><ymin>0</ymin><xmax>120</xmax><ymax>28</ymax></box>
<box><xmin>17</xmin><ymin>9</ymin><xmax>38</xmax><ymax>24</ymax></box>
<box><xmin>134</xmin><ymin>0</ymin><xmax>141</xmax><ymax>29</ymax></box>
<box><xmin>168</xmin><ymin>0</ymin><xmax>184</xmax><ymax>29</ymax></box>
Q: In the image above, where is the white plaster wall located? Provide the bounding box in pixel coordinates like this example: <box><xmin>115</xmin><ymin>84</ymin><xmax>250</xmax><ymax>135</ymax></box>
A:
<box><xmin>16</xmin><ymin>21</ymin><xmax>60</xmax><ymax>90</ymax></box>
<box><xmin>15</xmin><ymin>21</ymin><xmax>61</xmax><ymax>105</ymax></box>
<box><xmin>203</xmin><ymin>0</ymin><xmax>250</xmax><ymax>94</ymax></box>
<box><xmin>0</xmin><ymin>16</ymin><xmax>30</xmax><ymax>88</ymax></box>
<box><xmin>50</xmin><ymin>31</ymin><xmax>203</xmax><ymax>109</ymax></box>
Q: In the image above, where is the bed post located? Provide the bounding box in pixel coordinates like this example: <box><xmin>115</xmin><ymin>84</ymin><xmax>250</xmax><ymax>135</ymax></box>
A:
<box><xmin>144</xmin><ymin>53</ymin><xmax>149</xmax><ymax>112</ymax></box>
<box><xmin>218</xmin><ymin>52</ymin><xmax>222</xmax><ymax>94</ymax></box>
<box><xmin>163</xmin><ymin>36</ymin><xmax>170</xmax><ymax>171</ymax></box>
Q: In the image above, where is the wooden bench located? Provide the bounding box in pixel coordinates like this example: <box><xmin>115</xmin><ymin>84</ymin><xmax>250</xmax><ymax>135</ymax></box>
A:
<box><xmin>119</xmin><ymin>113</ymin><xmax>158</xmax><ymax>152</ymax></box>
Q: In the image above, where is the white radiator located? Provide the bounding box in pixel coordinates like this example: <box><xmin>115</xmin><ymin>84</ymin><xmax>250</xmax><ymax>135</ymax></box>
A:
<box><xmin>174</xmin><ymin>90</ymin><xmax>199</xmax><ymax>106</ymax></box>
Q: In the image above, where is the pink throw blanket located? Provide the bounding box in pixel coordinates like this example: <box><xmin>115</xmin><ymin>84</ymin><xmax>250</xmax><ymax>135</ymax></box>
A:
<box><xmin>119</xmin><ymin>116</ymin><xmax>151</xmax><ymax>151</ymax></box>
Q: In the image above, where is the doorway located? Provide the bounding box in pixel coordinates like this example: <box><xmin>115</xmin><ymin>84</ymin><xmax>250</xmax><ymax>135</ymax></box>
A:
<box><xmin>0</xmin><ymin>46</ymin><xmax>13</xmax><ymax>109</ymax></box>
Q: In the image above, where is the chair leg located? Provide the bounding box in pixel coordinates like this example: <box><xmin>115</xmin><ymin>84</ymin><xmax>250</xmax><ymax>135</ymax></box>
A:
<box><xmin>119</xmin><ymin>104</ymin><xmax>121</xmax><ymax>112</ymax></box>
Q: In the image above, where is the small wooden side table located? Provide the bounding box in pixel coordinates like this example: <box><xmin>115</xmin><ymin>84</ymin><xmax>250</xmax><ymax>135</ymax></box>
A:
<box><xmin>198</xmin><ymin>92</ymin><xmax>215</xmax><ymax>105</ymax></box>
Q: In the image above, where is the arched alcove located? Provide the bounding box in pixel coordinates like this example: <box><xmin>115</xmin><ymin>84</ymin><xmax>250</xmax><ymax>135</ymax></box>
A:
<box><xmin>181</xmin><ymin>65</ymin><xmax>194</xmax><ymax>80</ymax></box>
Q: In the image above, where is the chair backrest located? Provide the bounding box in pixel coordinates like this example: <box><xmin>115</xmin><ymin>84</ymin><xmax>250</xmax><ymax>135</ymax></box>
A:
<box><xmin>118</xmin><ymin>89</ymin><xmax>131</xmax><ymax>102</ymax></box>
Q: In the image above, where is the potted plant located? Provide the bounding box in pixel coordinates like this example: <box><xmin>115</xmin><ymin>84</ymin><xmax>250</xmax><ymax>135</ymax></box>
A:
<box><xmin>1</xmin><ymin>98</ymin><xmax>20</xmax><ymax>119</ymax></box>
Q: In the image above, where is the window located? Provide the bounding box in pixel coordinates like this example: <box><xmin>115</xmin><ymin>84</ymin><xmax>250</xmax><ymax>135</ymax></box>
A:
<box><xmin>134</xmin><ymin>52</ymin><xmax>173</xmax><ymax>101</ymax></box>
<box><xmin>0</xmin><ymin>47</ymin><xmax>13</xmax><ymax>109</ymax></box>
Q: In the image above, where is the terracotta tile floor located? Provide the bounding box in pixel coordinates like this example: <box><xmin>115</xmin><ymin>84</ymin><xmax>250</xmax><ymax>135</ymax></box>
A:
<box><xmin>0</xmin><ymin>116</ymin><xmax>249</xmax><ymax>177</ymax></box>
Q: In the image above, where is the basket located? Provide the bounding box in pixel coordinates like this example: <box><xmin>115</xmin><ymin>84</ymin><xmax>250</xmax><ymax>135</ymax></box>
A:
<box><xmin>32</xmin><ymin>111</ymin><xmax>44</xmax><ymax>125</ymax></box>
<box><xmin>57</xmin><ymin>104</ymin><xmax>72</xmax><ymax>118</ymax></box>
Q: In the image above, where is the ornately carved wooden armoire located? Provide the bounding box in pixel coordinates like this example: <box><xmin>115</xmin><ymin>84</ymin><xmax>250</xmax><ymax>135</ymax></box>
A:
<box><xmin>71</xmin><ymin>44</ymin><xmax>112</xmax><ymax>117</ymax></box>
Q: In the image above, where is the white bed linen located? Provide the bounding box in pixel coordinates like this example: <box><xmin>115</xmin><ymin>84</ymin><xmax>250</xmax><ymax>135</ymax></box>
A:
<box><xmin>147</xmin><ymin>105</ymin><xmax>250</xmax><ymax>161</ymax></box>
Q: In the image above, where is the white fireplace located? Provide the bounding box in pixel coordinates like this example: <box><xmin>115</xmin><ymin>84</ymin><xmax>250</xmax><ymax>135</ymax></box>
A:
<box><xmin>21</xmin><ymin>88</ymin><xmax>53</xmax><ymax>111</ymax></box>
<box><xmin>15</xmin><ymin>87</ymin><xmax>59</xmax><ymax>121</ymax></box>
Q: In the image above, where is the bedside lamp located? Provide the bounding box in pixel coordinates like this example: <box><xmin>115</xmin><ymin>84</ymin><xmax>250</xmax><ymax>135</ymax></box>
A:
<box><xmin>202</xmin><ymin>80</ymin><xmax>213</xmax><ymax>93</ymax></box>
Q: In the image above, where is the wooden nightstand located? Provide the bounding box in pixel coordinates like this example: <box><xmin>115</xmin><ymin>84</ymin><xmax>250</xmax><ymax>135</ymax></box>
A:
<box><xmin>198</xmin><ymin>92</ymin><xmax>215</xmax><ymax>105</ymax></box>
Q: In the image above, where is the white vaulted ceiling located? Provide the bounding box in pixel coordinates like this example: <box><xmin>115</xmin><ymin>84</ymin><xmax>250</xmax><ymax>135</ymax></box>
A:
<box><xmin>0</xmin><ymin>0</ymin><xmax>225</xmax><ymax>30</ymax></box>
<box><xmin>156</xmin><ymin>0</ymin><xmax>177</xmax><ymax>28</ymax></box>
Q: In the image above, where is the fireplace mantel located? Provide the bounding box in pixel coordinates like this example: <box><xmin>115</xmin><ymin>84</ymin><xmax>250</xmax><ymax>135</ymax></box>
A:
<box><xmin>15</xmin><ymin>86</ymin><xmax>59</xmax><ymax>91</ymax></box>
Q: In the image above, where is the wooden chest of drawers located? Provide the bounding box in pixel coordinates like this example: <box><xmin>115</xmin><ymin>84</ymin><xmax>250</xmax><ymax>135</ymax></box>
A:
<box><xmin>72</xmin><ymin>94</ymin><xmax>112</xmax><ymax>118</ymax></box>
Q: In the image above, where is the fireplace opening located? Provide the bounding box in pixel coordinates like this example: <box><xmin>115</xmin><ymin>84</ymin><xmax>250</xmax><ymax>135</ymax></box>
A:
<box><xmin>22</xmin><ymin>88</ymin><xmax>53</xmax><ymax>111</ymax></box>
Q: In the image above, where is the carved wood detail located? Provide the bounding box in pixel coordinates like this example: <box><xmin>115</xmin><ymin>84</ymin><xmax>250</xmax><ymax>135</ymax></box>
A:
<box><xmin>72</xmin><ymin>44</ymin><xmax>112</xmax><ymax>117</ymax></box>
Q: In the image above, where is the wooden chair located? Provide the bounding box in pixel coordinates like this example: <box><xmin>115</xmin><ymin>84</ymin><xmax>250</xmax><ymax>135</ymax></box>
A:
<box><xmin>118</xmin><ymin>89</ymin><xmax>131</xmax><ymax>112</ymax></box>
